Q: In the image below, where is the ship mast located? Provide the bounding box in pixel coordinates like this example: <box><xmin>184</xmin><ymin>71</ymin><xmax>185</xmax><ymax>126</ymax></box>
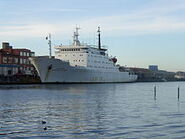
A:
<box><xmin>46</xmin><ymin>33</ymin><xmax>52</xmax><ymax>58</ymax></box>
<box><xmin>97</xmin><ymin>26</ymin><xmax>101</xmax><ymax>50</ymax></box>
<box><xmin>73</xmin><ymin>27</ymin><xmax>81</xmax><ymax>46</ymax></box>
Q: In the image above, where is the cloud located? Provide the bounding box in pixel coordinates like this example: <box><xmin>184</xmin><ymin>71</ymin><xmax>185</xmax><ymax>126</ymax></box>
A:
<box><xmin>1</xmin><ymin>16</ymin><xmax>185</xmax><ymax>39</ymax></box>
<box><xmin>0</xmin><ymin>0</ymin><xmax>185</xmax><ymax>38</ymax></box>
<box><xmin>0</xmin><ymin>24</ymin><xmax>57</xmax><ymax>37</ymax></box>
<box><xmin>46</xmin><ymin>8</ymin><xmax>83</xmax><ymax>12</ymax></box>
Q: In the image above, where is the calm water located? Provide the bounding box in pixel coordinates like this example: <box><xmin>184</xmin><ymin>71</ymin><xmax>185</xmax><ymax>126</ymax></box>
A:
<box><xmin>0</xmin><ymin>82</ymin><xmax>185</xmax><ymax>139</ymax></box>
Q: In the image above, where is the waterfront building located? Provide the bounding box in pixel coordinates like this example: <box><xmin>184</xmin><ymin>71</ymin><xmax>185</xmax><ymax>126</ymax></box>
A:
<box><xmin>149</xmin><ymin>65</ymin><xmax>158</xmax><ymax>71</ymax></box>
<box><xmin>175</xmin><ymin>72</ymin><xmax>185</xmax><ymax>80</ymax></box>
<box><xmin>0</xmin><ymin>42</ymin><xmax>35</xmax><ymax>76</ymax></box>
<box><xmin>130</xmin><ymin>67</ymin><xmax>176</xmax><ymax>82</ymax></box>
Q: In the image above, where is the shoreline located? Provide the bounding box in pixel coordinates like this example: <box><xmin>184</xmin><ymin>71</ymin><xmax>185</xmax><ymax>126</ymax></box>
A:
<box><xmin>0</xmin><ymin>80</ymin><xmax>184</xmax><ymax>85</ymax></box>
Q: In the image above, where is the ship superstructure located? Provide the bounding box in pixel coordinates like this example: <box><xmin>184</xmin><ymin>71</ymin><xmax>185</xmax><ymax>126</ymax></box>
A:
<box><xmin>30</xmin><ymin>27</ymin><xmax>137</xmax><ymax>83</ymax></box>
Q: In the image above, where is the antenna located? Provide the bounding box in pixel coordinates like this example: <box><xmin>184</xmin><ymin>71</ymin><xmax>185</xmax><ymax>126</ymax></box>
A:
<box><xmin>46</xmin><ymin>33</ymin><xmax>52</xmax><ymax>58</ymax></box>
<box><xmin>73</xmin><ymin>26</ymin><xmax>81</xmax><ymax>46</ymax></box>
<box><xmin>97</xmin><ymin>26</ymin><xmax>101</xmax><ymax>49</ymax></box>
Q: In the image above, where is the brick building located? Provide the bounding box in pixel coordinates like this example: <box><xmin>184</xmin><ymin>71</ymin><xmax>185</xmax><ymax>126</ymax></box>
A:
<box><xmin>0</xmin><ymin>42</ymin><xmax>35</xmax><ymax>76</ymax></box>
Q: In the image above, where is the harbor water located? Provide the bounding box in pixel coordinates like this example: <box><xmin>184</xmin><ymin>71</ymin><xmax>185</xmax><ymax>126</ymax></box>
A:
<box><xmin>0</xmin><ymin>82</ymin><xmax>185</xmax><ymax>138</ymax></box>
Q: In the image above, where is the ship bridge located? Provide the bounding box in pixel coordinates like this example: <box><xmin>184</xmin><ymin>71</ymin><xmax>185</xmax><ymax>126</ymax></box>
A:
<box><xmin>54</xmin><ymin>27</ymin><xmax>117</xmax><ymax>72</ymax></box>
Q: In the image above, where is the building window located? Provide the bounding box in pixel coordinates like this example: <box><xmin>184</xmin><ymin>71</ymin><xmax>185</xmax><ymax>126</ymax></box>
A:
<box><xmin>20</xmin><ymin>58</ymin><xmax>23</xmax><ymax>64</ymax></box>
<box><xmin>14</xmin><ymin>58</ymin><xmax>18</xmax><ymax>63</ymax></box>
<box><xmin>27</xmin><ymin>59</ymin><xmax>30</xmax><ymax>64</ymax></box>
<box><xmin>23</xmin><ymin>59</ymin><xmax>26</xmax><ymax>64</ymax></box>
<box><xmin>3</xmin><ymin>57</ymin><xmax>7</xmax><ymax>63</ymax></box>
<box><xmin>31</xmin><ymin>52</ymin><xmax>35</xmax><ymax>56</ymax></box>
<box><xmin>8</xmin><ymin>57</ymin><xmax>12</xmax><ymax>64</ymax></box>
<box><xmin>20</xmin><ymin>52</ymin><xmax>23</xmax><ymax>56</ymax></box>
<box><xmin>23</xmin><ymin>52</ymin><xmax>26</xmax><ymax>56</ymax></box>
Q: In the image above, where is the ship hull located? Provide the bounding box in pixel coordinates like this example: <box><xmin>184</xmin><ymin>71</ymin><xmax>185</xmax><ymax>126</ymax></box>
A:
<box><xmin>30</xmin><ymin>57</ymin><xmax>137</xmax><ymax>83</ymax></box>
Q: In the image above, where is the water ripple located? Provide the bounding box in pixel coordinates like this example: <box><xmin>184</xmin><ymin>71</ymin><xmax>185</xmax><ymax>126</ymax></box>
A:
<box><xmin>0</xmin><ymin>82</ymin><xmax>185</xmax><ymax>138</ymax></box>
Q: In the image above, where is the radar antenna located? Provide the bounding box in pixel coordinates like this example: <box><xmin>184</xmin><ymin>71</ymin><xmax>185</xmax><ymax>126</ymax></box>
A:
<box><xmin>97</xmin><ymin>26</ymin><xmax>101</xmax><ymax>50</ymax></box>
<box><xmin>73</xmin><ymin>26</ymin><xmax>81</xmax><ymax>46</ymax></box>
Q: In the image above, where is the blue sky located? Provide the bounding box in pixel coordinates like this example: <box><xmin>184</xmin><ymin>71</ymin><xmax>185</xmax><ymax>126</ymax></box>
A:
<box><xmin>0</xmin><ymin>0</ymin><xmax>185</xmax><ymax>71</ymax></box>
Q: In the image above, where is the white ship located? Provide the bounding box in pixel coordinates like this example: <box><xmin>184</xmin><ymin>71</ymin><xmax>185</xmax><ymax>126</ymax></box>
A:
<box><xmin>30</xmin><ymin>27</ymin><xmax>137</xmax><ymax>83</ymax></box>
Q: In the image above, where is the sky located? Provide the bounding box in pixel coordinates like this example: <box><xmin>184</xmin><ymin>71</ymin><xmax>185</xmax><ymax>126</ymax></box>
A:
<box><xmin>0</xmin><ymin>0</ymin><xmax>185</xmax><ymax>71</ymax></box>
